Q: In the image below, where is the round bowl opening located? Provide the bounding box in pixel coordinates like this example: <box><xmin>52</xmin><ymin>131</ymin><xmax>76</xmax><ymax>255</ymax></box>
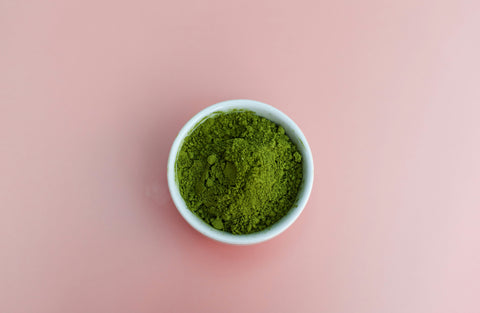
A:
<box><xmin>167</xmin><ymin>99</ymin><xmax>314</xmax><ymax>245</ymax></box>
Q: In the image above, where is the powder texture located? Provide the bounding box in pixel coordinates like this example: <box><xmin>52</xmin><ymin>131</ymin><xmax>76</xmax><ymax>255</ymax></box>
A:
<box><xmin>176</xmin><ymin>111</ymin><xmax>303</xmax><ymax>234</ymax></box>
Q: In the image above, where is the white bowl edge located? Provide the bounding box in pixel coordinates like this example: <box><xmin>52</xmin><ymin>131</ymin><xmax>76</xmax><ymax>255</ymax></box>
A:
<box><xmin>167</xmin><ymin>99</ymin><xmax>314</xmax><ymax>245</ymax></box>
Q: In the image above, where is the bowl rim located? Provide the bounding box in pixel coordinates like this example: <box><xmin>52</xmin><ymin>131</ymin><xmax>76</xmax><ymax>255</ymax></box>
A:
<box><xmin>167</xmin><ymin>99</ymin><xmax>314</xmax><ymax>245</ymax></box>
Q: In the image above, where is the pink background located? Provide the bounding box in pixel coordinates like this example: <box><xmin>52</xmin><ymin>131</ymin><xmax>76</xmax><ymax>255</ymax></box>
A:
<box><xmin>1</xmin><ymin>1</ymin><xmax>480</xmax><ymax>312</ymax></box>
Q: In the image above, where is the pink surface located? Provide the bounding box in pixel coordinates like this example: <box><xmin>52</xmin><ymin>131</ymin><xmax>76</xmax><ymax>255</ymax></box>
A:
<box><xmin>1</xmin><ymin>1</ymin><xmax>479</xmax><ymax>312</ymax></box>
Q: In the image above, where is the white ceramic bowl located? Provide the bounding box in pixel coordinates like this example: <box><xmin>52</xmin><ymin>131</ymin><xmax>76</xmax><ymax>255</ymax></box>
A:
<box><xmin>167</xmin><ymin>99</ymin><xmax>314</xmax><ymax>245</ymax></box>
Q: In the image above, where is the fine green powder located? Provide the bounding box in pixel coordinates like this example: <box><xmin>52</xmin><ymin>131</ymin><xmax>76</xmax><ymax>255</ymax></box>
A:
<box><xmin>176</xmin><ymin>111</ymin><xmax>303</xmax><ymax>234</ymax></box>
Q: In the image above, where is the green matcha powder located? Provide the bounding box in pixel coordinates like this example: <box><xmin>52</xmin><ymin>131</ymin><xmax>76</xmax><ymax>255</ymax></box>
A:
<box><xmin>176</xmin><ymin>111</ymin><xmax>303</xmax><ymax>234</ymax></box>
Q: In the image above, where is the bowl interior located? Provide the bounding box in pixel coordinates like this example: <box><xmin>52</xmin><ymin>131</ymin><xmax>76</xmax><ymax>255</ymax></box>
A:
<box><xmin>167</xmin><ymin>99</ymin><xmax>313</xmax><ymax>245</ymax></box>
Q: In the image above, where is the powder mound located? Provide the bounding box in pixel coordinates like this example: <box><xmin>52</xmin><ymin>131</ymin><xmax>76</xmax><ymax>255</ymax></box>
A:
<box><xmin>176</xmin><ymin>111</ymin><xmax>303</xmax><ymax>234</ymax></box>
